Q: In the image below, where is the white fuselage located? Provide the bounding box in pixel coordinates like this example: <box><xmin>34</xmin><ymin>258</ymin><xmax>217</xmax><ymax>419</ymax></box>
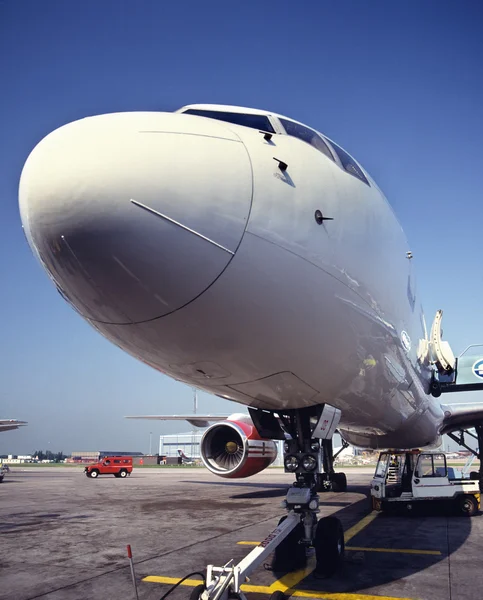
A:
<box><xmin>19</xmin><ymin>105</ymin><xmax>444</xmax><ymax>449</ymax></box>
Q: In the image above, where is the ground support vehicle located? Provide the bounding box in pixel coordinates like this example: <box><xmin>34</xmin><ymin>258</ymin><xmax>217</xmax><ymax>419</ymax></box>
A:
<box><xmin>84</xmin><ymin>456</ymin><xmax>133</xmax><ymax>478</ymax></box>
<box><xmin>0</xmin><ymin>465</ymin><xmax>6</xmax><ymax>483</ymax></box>
<box><xmin>370</xmin><ymin>450</ymin><xmax>480</xmax><ymax>516</ymax></box>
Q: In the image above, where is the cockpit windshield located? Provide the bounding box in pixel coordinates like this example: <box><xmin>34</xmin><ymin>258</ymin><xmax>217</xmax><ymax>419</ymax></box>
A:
<box><xmin>181</xmin><ymin>109</ymin><xmax>275</xmax><ymax>133</ymax></box>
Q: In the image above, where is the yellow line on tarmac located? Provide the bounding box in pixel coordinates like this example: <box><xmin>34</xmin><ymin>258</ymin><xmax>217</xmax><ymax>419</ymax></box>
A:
<box><xmin>346</xmin><ymin>546</ymin><xmax>441</xmax><ymax>556</ymax></box>
<box><xmin>269</xmin><ymin>512</ymin><xmax>379</xmax><ymax>593</ymax></box>
<box><xmin>343</xmin><ymin>511</ymin><xmax>379</xmax><ymax>543</ymax></box>
<box><xmin>142</xmin><ymin>576</ymin><xmax>413</xmax><ymax>599</ymax></box>
<box><xmin>145</xmin><ymin>513</ymin><xmax>405</xmax><ymax>599</ymax></box>
<box><xmin>291</xmin><ymin>591</ymin><xmax>414</xmax><ymax>600</ymax></box>
<box><xmin>238</xmin><ymin>541</ymin><xmax>440</xmax><ymax>556</ymax></box>
<box><xmin>143</xmin><ymin>576</ymin><xmax>414</xmax><ymax>600</ymax></box>
<box><xmin>237</xmin><ymin>541</ymin><xmax>262</xmax><ymax>545</ymax></box>
<box><xmin>143</xmin><ymin>576</ymin><xmax>203</xmax><ymax>586</ymax></box>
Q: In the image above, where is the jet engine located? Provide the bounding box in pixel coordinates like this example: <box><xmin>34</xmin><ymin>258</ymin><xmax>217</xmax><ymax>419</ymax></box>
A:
<box><xmin>200</xmin><ymin>415</ymin><xmax>278</xmax><ymax>478</ymax></box>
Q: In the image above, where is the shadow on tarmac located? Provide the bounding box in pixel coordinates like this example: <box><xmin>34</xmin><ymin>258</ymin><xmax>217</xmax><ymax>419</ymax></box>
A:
<box><xmin>290</xmin><ymin>497</ymin><xmax>473</xmax><ymax>595</ymax></box>
<box><xmin>186</xmin><ymin>480</ymin><xmax>473</xmax><ymax>594</ymax></box>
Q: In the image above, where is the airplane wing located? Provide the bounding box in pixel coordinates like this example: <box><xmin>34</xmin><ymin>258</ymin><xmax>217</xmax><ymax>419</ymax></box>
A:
<box><xmin>125</xmin><ymin>415</ymin><xmax>229</xmax><ymax>428</ymax></box>
<box><xmin>0</xmin><ymin>419</ymin><xmax>27</xmax><ymax>433</ymax></box>
<box><xmin>440</xmin><ymin>403</ymin><xmax>483</xmax><ymax>434</ymax></box>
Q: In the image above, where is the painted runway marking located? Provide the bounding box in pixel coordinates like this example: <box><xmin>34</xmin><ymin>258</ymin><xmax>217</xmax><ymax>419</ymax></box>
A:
<box><xmin>269</xmin><ymin>511</ymin><xmax>379</xmax><ymax>594</ymax></box>
<box><xmin>237</xmin><ymin>542</ymin><xmax>441</xmax><ymax>556</ymax></box>
<box><xmin>144</xmin><ymin>512</ymin><xmax>394</xmax><ymax>598</ymax></box>
<box><xmin>346</xmin><ymin>546</ymin><xmax>441</xmax><ymax>556</ymax></box>
<box><xmin>143</xmin><ymin>576</ymin><xmax>415</xmax><ymax>600</ymax></box>
<box><xmin>344</xmin><ymin>511</ymin><xmax>379</xmax><ymax>543</ymax></box>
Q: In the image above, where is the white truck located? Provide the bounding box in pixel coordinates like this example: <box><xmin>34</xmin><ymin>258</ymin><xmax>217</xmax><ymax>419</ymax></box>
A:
<box><xmin>370</xmin><ymin>450</ymin><xmax>480</xmax><ymax>516</ymax></box>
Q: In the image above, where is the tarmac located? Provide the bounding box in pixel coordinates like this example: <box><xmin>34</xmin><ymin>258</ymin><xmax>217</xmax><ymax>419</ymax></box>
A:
<box><xmin>1</xmin><ymin>466</ymin><xmax>481</xmax><ymax>600</ymax></box>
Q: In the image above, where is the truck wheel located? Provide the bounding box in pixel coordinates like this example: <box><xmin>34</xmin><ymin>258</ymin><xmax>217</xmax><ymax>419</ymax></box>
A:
<box><xmin>458</xmin><ymin>495</ymin><xmax>478</xmax><ymax>517</ymax></box>
<box><xmin>90</xmin><ymin>469</ymin><xmax>99</xmax><ymax>478</ymax></box>
<box><xmin>272</xmin><ymin>516</ymin><xmax>307</xmax><ymax>572</ymax></box>
<box><xmin>119</xmin><ymin>469</ymin><xmax>127</xmax><ymax>478</ymax></box>
<box><xmin>314</xmin><ymin>516</ymin><xmax>344</xmax><ymax>578</ymax></box>
<box><xmin>331</xmin><ymin>473</ymin><xmax>347</xmax><ymax>493</ymax></box>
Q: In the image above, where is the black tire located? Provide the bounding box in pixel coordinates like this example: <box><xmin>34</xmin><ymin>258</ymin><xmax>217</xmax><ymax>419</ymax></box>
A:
<box><xmin>189</xmin><ymin>584</ymin><xmax>205</xmax><ymax>600</ymax></box>
<box><xmin>119</xmin><ymin>470</ymin><xmax>127</xmax><ymax>478</ymax></box>
<box><xmin>331</xmin><ymin>473</ymin><xmax>347</xmax><ymax>493</ymax></box>
<box><xmin>90</xmin><ymin>469</ymin><xmax>99</xmax><ymax>479</ymax></box>
<box><xmin>270</xmin><ymin>592</ymin><xmax>286</xmax><ymax>600</ymax></box>
<box><xmin>314</xmin><ymin>516</ymin><xmax>344</xmax><ymax>578</ymax></box>
<box><xmin>272</xmin><ymin>516</ymin><xmax>307</xmax><ymax>572</ymax></box>
<box><xmin>458</xmin><ymin>494</ymin><xmax>478</xmax><ymax>517</ymax></box>
<box><xmin>315</xmin><ymin>473</ymin><xmax>329</xmax><ymax>492</ymax></box>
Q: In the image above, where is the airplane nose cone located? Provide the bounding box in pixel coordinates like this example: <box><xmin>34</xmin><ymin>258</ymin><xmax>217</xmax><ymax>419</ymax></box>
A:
<box><xmin>19</xmin><ymin>112</ymin><xmax>253</xmax><ymax>323</ymax></box>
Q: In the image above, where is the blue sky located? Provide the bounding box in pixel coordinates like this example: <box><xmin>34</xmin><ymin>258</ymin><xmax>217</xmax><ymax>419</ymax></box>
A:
<box><xmin>1</xmin><ymin>1</ymin><xmax>482</xmax><ymax>455</ymax></box>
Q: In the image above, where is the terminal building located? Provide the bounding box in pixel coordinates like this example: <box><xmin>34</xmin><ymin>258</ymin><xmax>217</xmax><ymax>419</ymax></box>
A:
<box><xmin>67</xmin><ymin>450</ymin><xmax>143</xmax><ymax>463</ymax></box>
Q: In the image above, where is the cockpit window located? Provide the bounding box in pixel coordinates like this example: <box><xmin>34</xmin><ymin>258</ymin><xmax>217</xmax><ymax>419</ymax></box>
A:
<box><xmin>328</xmin><ymin>140</ymin><xmax>370</xmax><ymax>186</ymax></box>
<box><xmin>182</xmin><ymin>109</ymin><xmax>275</xmax><ymax>133</ymax></box>
<box><xmin>280</xmin><ymin>118</ymin><xmax>334</xmax><ymax>161</ymax></box>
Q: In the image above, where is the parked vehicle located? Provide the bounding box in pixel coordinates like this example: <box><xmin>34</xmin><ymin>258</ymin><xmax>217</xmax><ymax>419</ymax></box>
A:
<box><xmin>84</xmin><ymin>456</ymin><xmax>133</xmax><ymax>478</ymax></box>
<box><xmin>0</xmin><ymin>464</ymin><xmax>9</xmax><ymax>483</ymax></box>
<box><xmin>370</xmin><ymin>450</ymin><xmax>481</xmax><ymax>516</ymax></box>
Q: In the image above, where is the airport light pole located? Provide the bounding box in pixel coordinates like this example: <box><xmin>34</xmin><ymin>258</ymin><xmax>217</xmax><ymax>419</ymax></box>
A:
<box><xmin>149</xmin><ymin>431</ymin><xmax>152</xmax><ymax>455</ymax></box>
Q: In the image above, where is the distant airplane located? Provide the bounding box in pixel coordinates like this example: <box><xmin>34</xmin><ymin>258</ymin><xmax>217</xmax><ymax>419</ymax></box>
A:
<box><xmin>19</xmin><ymin>102</ymin><xmax>483</xmax><ymax>577</ymax></box>
<box><xmin>0</xmin><ymin>419</ymin><xmax>27</xmax><ymax>433</ymax></box>
<box><xmin>177</xmin><ymin>449</ymin><xmax>196</xmax><ymax>464</ymax></box>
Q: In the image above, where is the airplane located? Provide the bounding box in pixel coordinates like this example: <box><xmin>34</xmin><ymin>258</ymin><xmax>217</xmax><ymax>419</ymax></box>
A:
<box><xmin>18</xmin><ymin>103</ymin><xmax>483</xmax><ymax>578</ymax></box>
<box><xmin>178</xmin><ymin>449</ymin><xmax>196</xmax><ymax>464</ymax></box>
<box><xmin>0</xmin><ymin>419</ymin><xmax>27</xmax><ymax>433</ymax></box>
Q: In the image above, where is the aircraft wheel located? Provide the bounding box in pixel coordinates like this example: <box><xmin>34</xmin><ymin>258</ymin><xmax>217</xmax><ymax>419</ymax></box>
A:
<box><xmin>270</xmin><ymin>591</ymin><xmax>286</xmax><ymax>600</ymax></box>
<box><xmin>90</xmin><ymin>469</ymin><xmax>99</xmax><ymax>478</ymax></box>
<box><xmin>458</xmin><ymin>494</ymin><xmax>478</xmax><ymax>517</ymax></box>
<box><xmin>189</xmin><ymin>584</ymin><xmax>205</xmax><ymax>600</ymax></box>
<box><xmin>272</xmin><ymin>516</ymin><xmax>307</xmax><ymax>572</ymax></box>
<box><xmin>331</xmin><ymin>473</ymin><xmax>347</xmax><ymax>493</ymax></box>
<box><xmin>119</xmin><ymin>469</ymin><xmax>128</xmax><ymax>478</ymax></box>
<box><xmin>314</xmin><ymin>516</ymin><xmax>344</xmax><ymax>578</ymax></box>
<box><xmin>315</xmin><ymin>473</ymin><xmax>329</xmax><ymax>492</ymax></box>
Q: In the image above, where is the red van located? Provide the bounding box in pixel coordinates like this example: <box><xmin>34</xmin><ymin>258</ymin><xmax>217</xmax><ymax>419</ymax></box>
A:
<box><xmin>84</xmin><ymin>456</ymin><xmax>133</xmax><ymax>478</ymax></box>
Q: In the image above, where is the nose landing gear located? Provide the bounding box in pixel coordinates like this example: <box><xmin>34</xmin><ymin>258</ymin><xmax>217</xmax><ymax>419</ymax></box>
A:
<box><xmin>193</xmin><ymin>406</ymin><xmax>347</xmax><ymax>600</ymax></box>
<box><xmin>198</xmin><ymin>481</ymin><xmax>344</xmax><ymax>600</ymax></box>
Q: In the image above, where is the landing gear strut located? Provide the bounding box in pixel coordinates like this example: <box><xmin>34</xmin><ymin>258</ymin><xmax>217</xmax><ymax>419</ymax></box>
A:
<box><xmin>196</xmin><ymin>406</ymin><xmax>346</xmax><ymax>600</ymax></box>
<box><xmin>275</xmin><ymin>406</ymin><xmax>348</xmax><ymax>493</ymax></box>
<box><xmin>320</xmin><ymin>438</ymin><xmax>348</xmax><ymax>492</ymax></box>
<box><xmin>198</xmin><ymin>484</ymin><xmax>344</xmax><ymax>600</ymax></box>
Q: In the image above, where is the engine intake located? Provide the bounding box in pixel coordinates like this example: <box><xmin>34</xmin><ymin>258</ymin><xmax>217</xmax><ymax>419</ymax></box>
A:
<box><xmin>201</xmin><ymin>418</ymin><xmax>277</xmax><ymax>478</ymax></box>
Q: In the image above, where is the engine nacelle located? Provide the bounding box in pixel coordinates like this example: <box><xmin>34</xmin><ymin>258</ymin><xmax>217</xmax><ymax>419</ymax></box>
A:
<box><xmin>200</xmin><ymin>414</ymin><xmax>277</xmax><ymax>478</ymax></box>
